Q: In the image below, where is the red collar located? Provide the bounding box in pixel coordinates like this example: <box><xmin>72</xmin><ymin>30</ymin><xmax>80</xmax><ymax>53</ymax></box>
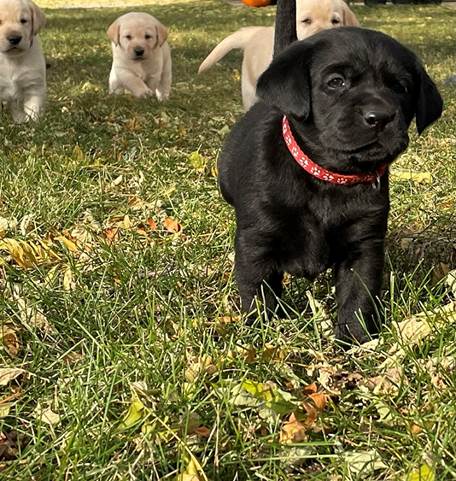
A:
<box><xmin>282</xmin><ymin>116</ymin><xmax>387</xmax><ymax>186</ymax></box>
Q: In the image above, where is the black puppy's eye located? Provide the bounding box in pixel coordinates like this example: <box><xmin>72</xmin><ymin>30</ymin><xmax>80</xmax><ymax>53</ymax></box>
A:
<box><xmin>331</xmin><ymin>17</ymin><xmax>340</xmax><ymax>25</ymax></box>
<box><xmin>20</xmin><ymin>18</ymin><xmax>27</xmax><ymax>24</ymax></box>
<box><xmin>302</xmin><ymin>18</ymin><xmax>312</xmax><ymax>24</ymax></box>
<box><xmin>392</xmin><ymin>82</ymin><xmax>408</xmax><ymax>94</ymax></box>
<box><xmin>327</xmin><ymin>75</ymin><xmax>346</xmax><ymax>89</ymax></box>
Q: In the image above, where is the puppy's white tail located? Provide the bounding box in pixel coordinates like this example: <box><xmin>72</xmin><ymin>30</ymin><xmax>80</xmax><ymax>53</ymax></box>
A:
<box><xmin>198</xmin><ymin>26</ymin><xmax>264</xmax><ymax>73</ymax></box>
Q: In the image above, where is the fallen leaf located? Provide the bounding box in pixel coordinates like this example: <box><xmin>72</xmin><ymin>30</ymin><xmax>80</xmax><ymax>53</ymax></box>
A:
<box><xmin>146</xmin><ymin>218</ymin><xmax>158</xmax><ymax>231</ymax></box>
<box><xmin>0</xmin><ymin>238</ymin><xmax>60</xmax><ymax>268</ymax></box>
<box><xmin>55</xmin><ymin>235</ymin><xmax>79</xmax><ymax>253</ymax></box>
<box><xmin>343</xmin><ymin>450</ymin><xmax>387</xmax><ymax>476</ymax></box>
<box><xmin>35</xmin><ymin>406</ymin><xmax>60</xmax><ymax>426</ymax></box>
<box><xmin>280</xmin><ymin>412</ymin><xmax>307</xmax><ymax>443</ymax></box>
<box><xmin>2</xmin><ymin>324</ymin><xmax>21</xmax><ymax>358</ymax></box>
<box><xmin>391</xmin><ymin>170</ymin><xmax>432</xmax><ymax>183</ymax></box>
<box><xmin>188</xmin><ymin>151</ymin><xmax>208</xmax><ymax>173</ymax></box>
<box><xmin>0</xmin><ymin>368</ymin><xmax>25</xmax><ymax>386</ymax></box>
<box><xmin>103</xmin><ymin>227</ymin><xmax>120</xmax><ymax>244</ymax></box>
<box><xmin>63</xmin><ymin>266</ymin><xmax>76</xmax><ymax>291</ymax></box>
<box><xmin>163</xmin><ymin>217</ymin><xmax>182</xmax><ymax>234</ymax></box>
<box><xmin>119</xmin><ymin>399</ymin><xmax>147</xmax><ymax>431</ymax></box>
<box><xmin>185</xmin><ymin>355</ymin><xmax>217</xmax><ymax>382</ymax></box>
<box><xmin>446</xmin><ymin>270</ymin><xmax>456</xmax><ymax>298</ymax></box>
<box><xmin>406</xmin><ymin>464</ymin><xmax>435</xmax><ymax>481</ymax></box>
<box><xmin>177</xmin><ymin>457</ymin><xmax>204</xmax><ymax>481</ymax></box>
<box><xmin>194</xmin><ymin>426</ymin><xmax>211</xmax><ymax>438</ymax></box>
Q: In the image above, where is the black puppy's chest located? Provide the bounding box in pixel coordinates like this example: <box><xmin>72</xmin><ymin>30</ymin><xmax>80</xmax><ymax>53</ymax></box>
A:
<box><xmin>268</xmin><ymin>188</ymin><xmax>382</xmax><ymax>279</ymax></box>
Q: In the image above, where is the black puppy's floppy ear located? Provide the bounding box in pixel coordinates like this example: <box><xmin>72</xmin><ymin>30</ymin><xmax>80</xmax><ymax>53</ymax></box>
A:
<box><xmin>256</xmin><ymin>47</ymin><xmax>311</xmax><ymax>119</ymax></box>
<box><xmin>415</xmin><ymin>66</ymin><xmax>443</xmax><ymax>135</ymax></box>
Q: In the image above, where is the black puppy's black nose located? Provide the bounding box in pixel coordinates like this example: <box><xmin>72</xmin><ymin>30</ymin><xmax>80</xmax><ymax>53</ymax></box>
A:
<box><xmin>363</xmin><ymin>109</ymin><xmax>396</xmax><ymax>129</ymax></box>
<box><xmin>8</xmin><ymin>35</ymin><xmax>22</xmax><ymax>46</ymax></box>
<box><xmin>134</xmin><ymin>47</ymin><xmax>144</xmax><ymax>56</ymax></box>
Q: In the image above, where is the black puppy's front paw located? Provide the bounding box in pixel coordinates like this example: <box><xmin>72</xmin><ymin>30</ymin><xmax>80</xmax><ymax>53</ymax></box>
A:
<box><xmin>334</xmin><ymin>322</ymin><xmax>374</xmax><ymax>348</ymax></box>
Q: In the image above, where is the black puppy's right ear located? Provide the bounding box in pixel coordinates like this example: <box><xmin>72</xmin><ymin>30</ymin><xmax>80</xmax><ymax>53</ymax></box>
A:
<box><xmin>256</xmin><ymin>52</ymin><xmax>311</xmax><ymax>119</ymax></box>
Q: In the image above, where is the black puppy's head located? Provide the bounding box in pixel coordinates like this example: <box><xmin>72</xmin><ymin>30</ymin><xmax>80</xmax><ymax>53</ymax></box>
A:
<box><xmin>257</xmin><ymin>28</ymin><xmax>443</xmax><ymax>168</ymax></box>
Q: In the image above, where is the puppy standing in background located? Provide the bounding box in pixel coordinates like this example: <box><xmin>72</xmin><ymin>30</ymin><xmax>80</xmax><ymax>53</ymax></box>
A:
<box><xmin>0</xmin><ymin>0</ymin><xmax>46</xmax><ymax>122</ymax></box>
<box><xmin>199</xmin><ymin>0</ymin><xmax>358</xmax><ymax>110</ymax></box>
<box><xmin>107</xmin><ymin>12</ymin><xmax>172</xmax><ymax>101</ymax></box>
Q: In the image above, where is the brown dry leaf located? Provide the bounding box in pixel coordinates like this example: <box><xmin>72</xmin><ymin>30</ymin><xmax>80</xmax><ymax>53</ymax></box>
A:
<box><xmin>384</xmin><ymin>302</ymin><xmax>456</xmax><ymax>369</ymax></box>
<box><xmin>146</xmin><ymin>218</ymin><xmax>158</xmax><ymax>231</ymax></box>
<box><xmin>103</xmin><ymin>227</ymin><xmax>120</xmax><ymax>244</ymax></box>
<box><xmin>0</xmin><ymin>368</ymin><xmax>25</xmax><ymax>386</ymax></box>
<box><xmin>0</xmin><ymin>238</ymin><xmax>60</xmax><ymax>269</ymax></box>
<box><xmin>309</xmin><ymin>392</ymin><xmax>328</xmax><ymax>411</ymax></box>
<box><xmin>302</xmin><ymin>383</ymin><xmax>318</xmax><ymax>395</ymax></box>
<box><xmin>185</xmin><ymin>355</ymin><xmax>217</xmax><ymax>382</ymax></box>
<box><xmin>280</xmin><ymin>413</ymin><xmax>308</xmax><ymax>443</ymax></box>
<box><xmin>194</xmin><ymin>426</ymin><xmax>211</xmax><ymax>438</ymax></box>
<box><xmin>163</xmin><ymin>217</ymin><xmax>182</xmax><ymax>234</ymax></box>
<box><xmin>1</xmin><ymin>324</ymin><xmax>20</xmax><ymax>358</ymax></box>
<box><xmin>366</xmin><ymin>367</ymin><xmax>404</xmax><ymax>395</ymax></box>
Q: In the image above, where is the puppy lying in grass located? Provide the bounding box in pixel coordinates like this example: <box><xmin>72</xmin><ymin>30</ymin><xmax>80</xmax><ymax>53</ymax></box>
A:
<box><xmin>107</xmin><ymin>12</ymin><xmax>172</xmax><ymax>101</ymax></box>
<box><xmin>199</xmin><ymin>0</ymin><xmax>358</xmax><ymax>110</ymax></box>
<box><xmin>219</xmin><ymin>27</ymin><xmax>443</xmax><ymax>345</ymax></box>
<box><xmin>0</xmin><ymin>0</ymin><xmax>46</xmax><ymax>122</ymax></box>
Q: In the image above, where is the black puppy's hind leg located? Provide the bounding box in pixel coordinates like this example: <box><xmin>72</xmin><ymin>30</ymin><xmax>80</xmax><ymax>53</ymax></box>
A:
<box><xmin>235</xmin><ymin>229</ymin><xmax>283</xmax><ymax>317</ymax></box>
<box><xmin>334</xmin><ymin>239</ymin><xmax>385</xmax><ymax>346</ymax></box>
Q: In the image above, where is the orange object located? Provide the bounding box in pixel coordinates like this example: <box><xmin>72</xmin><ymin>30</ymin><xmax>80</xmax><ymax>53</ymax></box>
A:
<box><xmin>242</xmin><ymin>0</ymin><xmax>273</xmax><ymax>7</ymax></box>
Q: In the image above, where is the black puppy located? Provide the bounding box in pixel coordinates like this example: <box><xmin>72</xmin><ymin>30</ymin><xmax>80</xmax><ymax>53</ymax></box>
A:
<box><xmin>219</xmin><ymin>27</ymin><xmax>443</xmax><ymax>344</ymax></box>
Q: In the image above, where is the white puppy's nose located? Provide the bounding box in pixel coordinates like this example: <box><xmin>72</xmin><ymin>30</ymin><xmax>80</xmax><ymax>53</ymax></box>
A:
<box><xmin>8</xmin><ymin>35</ymin><xmax>22</xmax><ymax>46</ymax></box>
<box><xmin>134</xmin><ymin>47</ymin><xmax>144</xmax><ymax>56</ymax></box>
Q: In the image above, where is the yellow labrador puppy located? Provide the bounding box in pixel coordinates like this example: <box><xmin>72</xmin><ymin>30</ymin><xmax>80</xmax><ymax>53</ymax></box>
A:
<box><xmin>199</xmin><ymin>0</ymin><xmax>358</xmax><ymax>110</ymax></box>
<box><xmin>107</xmin><ymin>12</ymin><xmax>172</xmax><ymax>101</ymax></box>
<box><xmin>0</xmin><ymin>0</ymin><xmax>46</xmax><ymax>122</ymax></box>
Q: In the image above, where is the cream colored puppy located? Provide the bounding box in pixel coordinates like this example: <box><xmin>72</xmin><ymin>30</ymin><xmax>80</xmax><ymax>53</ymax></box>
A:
<box><xmin>0</xmin><ymin>0</ymin><xmax>46</xmax><ymax>122</ymax></box>
<box><xmin>199</xmin><ymin>0</ymin><xmax>358</xmax><ymax>110</ymax></box>
<box><xmin>107</xmin><ymin>12</ymin><xmax>172</xmax><ymax>101</ymax></box>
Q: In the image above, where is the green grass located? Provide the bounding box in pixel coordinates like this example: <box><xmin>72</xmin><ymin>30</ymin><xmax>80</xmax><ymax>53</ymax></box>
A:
<box><xmin>0</xmin><ymin>1</ymin><xmax>455</xmax><ymax>479</ymax></box>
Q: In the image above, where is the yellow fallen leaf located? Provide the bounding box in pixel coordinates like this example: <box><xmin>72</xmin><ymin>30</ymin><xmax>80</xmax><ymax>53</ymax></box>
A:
<box><xmin>406</xmin><ymin>464</ymin><xmax>435</xmax><ymax>481</ymax></box>
<box><xmin>55</xmin><ymin>235</ymin><xmax>79</xmax><ymax>253</ymax></box>
<box><xmin>177</xmin><ymin>457</ymin><xmax>205</xmax><ymax>481</ymax></box>
<box><xmin>0</xmin><ymin>368</ymin><xmax>25</xmax><ymax>386</ymax></box>
<box><xmin>391</xmin><ymin>170</ymin><xmax>432</xmax><ymax>183</ymax></box>
<box><xmin>0</xmin><ymin>403</ymin><xmax>13</xmax><ymax>418</ymax></box>
<box><xmin>63</xmin><ymin>266</ymin><xmax>76</xmax><ymax>291</ymax></box>
<box><xmin>119</xmin><ymin>399</ymin><xmax>146</xmax><ymax>431</ymax></box>
<box><xmin>0</xmin><ymin>238</ymin><xmax>60</xmax><ymax>268</ymax></box>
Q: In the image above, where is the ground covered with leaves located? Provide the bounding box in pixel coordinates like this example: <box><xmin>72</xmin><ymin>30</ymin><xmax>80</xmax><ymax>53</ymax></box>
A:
<box><xmin>0</xmin><ymin>0</ymin><xmax>455</xmax><ymax>479</ymax></box>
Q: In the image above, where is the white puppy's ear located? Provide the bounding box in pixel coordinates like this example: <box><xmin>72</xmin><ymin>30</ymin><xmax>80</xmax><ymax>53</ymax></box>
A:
<box><xmin>107</xmin><ymin>19</ymin><xmax>120</xmax><ymax>46</ymax></box>
<box><xmin>341</xmin><ymin>2</ymin><xmax>359</xmax><ymax>27</ymax></box>
<box><xmin>155</xmin><ymin>23</ymin><xmax>168</xmax><ymax>47</ymax></box>
<box><xmin>29</xmin><ymin>0</ymin><xmax>46</xmax><ymax>35</ymax></box>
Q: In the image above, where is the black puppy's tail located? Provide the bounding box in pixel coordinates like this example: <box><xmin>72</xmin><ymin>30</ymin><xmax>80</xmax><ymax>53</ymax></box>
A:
<box><xmin>273</xmin><ymin>0</ymin><xmax>297</xmax><ymax>57</ymax></box>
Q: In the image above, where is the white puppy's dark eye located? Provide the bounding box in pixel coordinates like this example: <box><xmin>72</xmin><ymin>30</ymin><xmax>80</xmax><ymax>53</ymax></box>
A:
<box><xmin>125</xmin><ymin>35</ymin><xmax>132</xmax><ymax>40</ymax></box>
<box><xmin>327</xmin><ymin>75</ymin><xmax>346</xmax><ymax>89</ymax></box>
<box><xmin>302</xmin><ymin>18</ymin><xmax>312</xmax><ymax>24</ymax></box>
<box><xmin>145</xmin><ymin>34</ymin><xmax>151</xmax><ymax>39</ymax></box>
<box><xmin>20</xmin><ymin>18</ymin><xmax>27</xmax><ymax>24</ymax></box>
